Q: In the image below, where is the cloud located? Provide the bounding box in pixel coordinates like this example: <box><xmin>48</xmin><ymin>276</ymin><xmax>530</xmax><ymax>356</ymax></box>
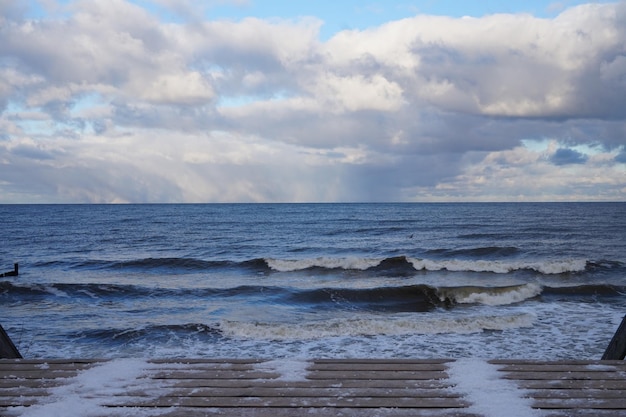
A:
<box><xmin>0</xmin><ymin>0</ymin><xmax>27</xmax><ymax>20</ymax></box>
<box><xmin>550</xmin><ymin>148</ymin><xmax>589</xmax><ymax>165</ymax></box>
<box><xmin>409</xmin><ymin>143</ymin><xmax>626</xmax><ymax>202</ymax></box>
<box><xmin>0</xmin><ymin>1</ymin><xmax>625</xmax><ymax>202</ymax></box>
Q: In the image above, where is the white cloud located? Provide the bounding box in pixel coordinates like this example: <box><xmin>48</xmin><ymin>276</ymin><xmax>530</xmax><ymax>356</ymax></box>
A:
<box><xmin>139</xmin><ymin>71</ymin><xmax>215</xmax><ymax>104</ymax></box>
<box><xmin>309</xmin><ymin>73</ymin><xmax>404</xmax><ymax>113</ymax></box>
<box><xmin>411</xmin><ymin>143</ymin><xmax>626</xmax><ymax>202</ymax></box>
<box><xmin>0</xmin><ymin>1</ymin><xmax>625</xmax><ymax>202</ymax></box>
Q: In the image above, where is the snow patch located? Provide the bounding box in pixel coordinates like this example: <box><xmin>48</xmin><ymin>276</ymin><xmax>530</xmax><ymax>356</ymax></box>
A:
<box><xmin>8</xmin><ymin>359</ymin><xmax>168</xmax><ymax>417</ymax></box>
<box><xmin>447</xmin><ymin>359</ymin><xmax>541</xmax><ymax>417</ymax></box>
<box><xmin>255</xmin><ymin>359</ymin><xmax>310</xmax><ymax>381</ymax></box>
<box><xmin>586</xmin><ymin>363</ymin><xmax>616</xmax><ymax>371</ymax></box>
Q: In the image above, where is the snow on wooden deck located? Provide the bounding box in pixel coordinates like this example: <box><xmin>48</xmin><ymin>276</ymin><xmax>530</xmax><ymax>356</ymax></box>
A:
<box><xmin>1</xmin><ymin>358</ymin><xmax>625</xmax><ymax>416</ymax></box>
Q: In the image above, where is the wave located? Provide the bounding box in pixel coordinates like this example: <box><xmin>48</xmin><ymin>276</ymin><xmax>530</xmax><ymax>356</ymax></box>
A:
<box><xmin>409</xmin><ymin>257</ymin><xmax>590</xmax><ymax>274</ymax></box>
<box><xmin>0</xmin><ymin>281</ymin><xmax>545</xmax><ymax>309</ymax></box>
<box><xmin>266</xmin><ymin>257</ymin><xmax>381</xmax><ymax>272</ymax></box>
<box><xmin>426</xmin><ymin>246</ymin><xmax>521</xmax><ymax>258</ymax></box>
<box><xmin>266</xmin><ymin>255</ymin><xmax>594</xmax><ymax>275</ymax></box>
<box><xmin>111</xmin><ymin>257</ymin><xmax>228</xmax><ymax>270</ymax></box>
<box><xmin>68</xmin><ymin>314</ymin><xmax>537</xmax><ymax>343</ymax></box>
<box><xmin>73</xmin><ymin>323</ymin><xmax>222</xmax><ymax>342</ymax></box>
<box><xmin>286</xmin><ymin>285</ymin><xmax>441</xmax><ymax>312</ymax></box>
<box><xmin>4</xmin><ymin>279</ymin><xmax>624</xmax><ymax>308</ymax></box>
<box><xmin>286</xmin><ymin>283</ymin><xmax>544</xmax><ymax>310</ymax></box>
<box><xmin>218</xmin><ymin>313</ymin><xmax>536</xmax><ymax>340</ymax></box>
<box><xmin>0</xmin><ymin>281</ymin><xmax>156</xmax><ymax>299</ymax></box>
<box><xmin>34</xmin><ymin>257</ymin><xmax>263</xmax><ymax>273</ymax></box>
<box><xmin>437</xmin><ymin>284</ymin><xmax>542</xmax><ymax>306</ymax></box>
<box><xmin>30</xmin><ymin>254</ymin><xmax>622</xmax><ymax>276</ymax></box>
<box><xmin>542</xmin><ymin>284</ymin><xmax>626</xmax><ymax>297</ymax></box>
<box><xmin>0</xmin><ymin>281</ymin><xmax>295</xmax><ymax>301</ymax></box>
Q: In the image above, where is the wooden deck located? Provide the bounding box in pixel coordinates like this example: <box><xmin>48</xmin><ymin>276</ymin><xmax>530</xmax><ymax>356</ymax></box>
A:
<box><xmin>1</xmin><ymin>358</ymin><xmax>626</xmax><ymax>416</ymax></box>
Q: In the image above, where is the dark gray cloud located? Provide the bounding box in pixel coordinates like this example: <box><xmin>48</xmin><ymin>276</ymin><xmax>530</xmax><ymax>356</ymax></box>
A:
<box><xmin>550</xmin><ymin>148</ymin><xmax>589</xmax><ymax>165</ymax></box>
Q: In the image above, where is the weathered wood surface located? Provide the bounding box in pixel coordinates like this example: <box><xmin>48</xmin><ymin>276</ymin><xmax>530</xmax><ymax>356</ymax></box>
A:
<box><xmin>0</xmin><ymin>358</ymin><xmax>625</xmax><ymax>416</ymax></box>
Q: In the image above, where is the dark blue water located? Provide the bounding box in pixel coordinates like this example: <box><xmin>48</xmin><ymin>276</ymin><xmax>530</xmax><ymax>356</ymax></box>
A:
<box><xmin>1</xmin><ymin>203</ymin><xmax>625</xmax><ymax>359</ymax></box>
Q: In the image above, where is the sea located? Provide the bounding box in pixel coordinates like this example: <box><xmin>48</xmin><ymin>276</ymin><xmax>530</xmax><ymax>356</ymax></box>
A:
<box><xmin>1</xmin><ymin>203</ymin><xmax>625</xmax><ymax>360</ymax></box>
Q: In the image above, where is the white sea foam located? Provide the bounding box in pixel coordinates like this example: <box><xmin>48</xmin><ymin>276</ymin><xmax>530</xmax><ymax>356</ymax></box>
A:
<box><xmin>33</xmin><ymin>284</ymin><xmax>70</xmax><ymax>298</ymax></box>
<box><xmin>532</xmin><ymin>259</ymin><xmax>588</xmax><ymax>274</ymax></box>
<box><xmin>439</xmin><ymin>283</ymin><xmax>543</xmax><ymax>306</ymax></box>
<box><xmin>448</xmin><ymin>359</ymin><xmax>541</xmax><ymax>417</ymax></box>
<box><xmin>220</xmin><ymin>313</ymin><xmax>535</xmax><ymax>340</ymax></box>
<box><xmin>409</xmin><ymin>257</ymin><xmax>587</xmax><ymax>274</ymax></box>
<box><xmin>266</xmin><ymin>256</ymin><xmax>588</xmax><ymax>274</ymax></box>
<box><xmin>266</xmin><ymin>257</ymin><xmax>381</xmax><ymax>272</ymax></box>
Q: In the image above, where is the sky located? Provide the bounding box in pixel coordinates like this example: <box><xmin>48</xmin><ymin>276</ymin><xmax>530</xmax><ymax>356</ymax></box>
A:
<box><xmin>0</xmin><ymin>0</ymin><xmax>625</xmax><ymax>203</ymax></box>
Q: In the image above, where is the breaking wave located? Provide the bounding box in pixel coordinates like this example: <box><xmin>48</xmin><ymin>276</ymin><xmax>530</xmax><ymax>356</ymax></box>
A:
<box><xmin>267</xmin><ymin>255</ymin><xmax>592</xmax><ymax>275</ymax></box>
<box><xmin>437</xmin><ymin>284</ymin><xmax>543</xmax><ymax>306</ymax></box>
<box><xmin>219</xmin><ymin>313</ymin><xmax>536</xmax><ymax>340</ymax></box>
<box><xmin>30</xmin><ymin>254</ymin><xmax>618</xmax><ymax>276</ymax></box>
<box><xmin>1</xmin><ymin>281</ymin><xmax>549</xmax><ymax>311</ymax></box>
<box><xmin>4</xmin><ymin>280</ymin><xmax>624</xmax><ymax>309</ymax></box>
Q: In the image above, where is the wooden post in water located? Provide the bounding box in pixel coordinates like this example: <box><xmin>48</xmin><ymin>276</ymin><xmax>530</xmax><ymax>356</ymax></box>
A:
<box><xmin>0</xmin><ymin>324</ymin><xmax>22</xmax><ymax>359</ymax></box>
<box><xmin>0</xmin><ymin>263</ymin><xmax>18</xmax><ymax>278</ymax></box>
<box><xmin>602</xmin><ymin>315</ymin><xmax>626</xmax><ymax>360</ymax></box>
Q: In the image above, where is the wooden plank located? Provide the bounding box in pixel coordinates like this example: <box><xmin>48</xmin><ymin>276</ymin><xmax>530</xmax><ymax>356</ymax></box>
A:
<box><xmin>0</xmin><ymin>379</ymin><xmax>69</xmax><ymax>389</ymax></box>
<box><xmin>164</xmin><ymin>378</ymin><xmax>455</xmax><ymax>389</ymax></box>
<box><xmin>146</xmin><ymin>362</ymin><xmax>257</xmax><ymax>371</ymax></box>
<box><xmin>313</xmin><ymin>359</ymin><xmax>453</xmax><ymax>364</ymax></box>
<box><xmin>149</xmin><ymin>358</ymin><xmax>265</xmax><ymax>365</ymax></box>
<box><xmin>489</xmin><ymin>359</ymin><xmax>626</xmax><ymax>365</ymax></box>
<box><xmin>0</xmin><ymin>369</ymin><xmax>82</xmax><ymax>379</ymax></box>
<box><xmin>149</xmin><ymin>370</ymin><xmax>283</xmax><ymax>380</ymax></box>
<box><xmin>54</xmin><ymin>407</ymin><xmax>481</xmax><ymax>417</ymax></box>
<box><xmin>517</xmin><ymin>379</ymin><xmax>626</xmax><ymax>390</ymax></box>
<box><xmin>0</xmin><ymin>358</ymin><xmax>102</xmax><ymax>365</ymax></box>
<box><xmin>0</xmin><ymin>397</ymin><xmax>40</xmax><ymax>407</ymax></box>
<box><xmin>0</xmin><ymin>409</ymin><xmax>480</xmax><ymax>417</ymax></box>
<box><xmin>308</xmin><ymin>362</ymin><xmax>448</xmax><ymax>371</ymax></box>
<box><xmin>149</xmin><ymin>369</ymin><xmax>448</xmax><ymax>381</ymax></box>
<box><xmin>500</xmin><ymin>371</ymin><xmax>626</xmax><ymax>380</ymax></box>
<box><xmin>102</xmin><ymin>395</ymin><xmax>470</xmax><ymax>409</ymax></box>
<box><xmin>0</xmin><ymin>388</ymin><xmax>50</xmax><ymax>397</ymax></box>
<box><xmin>0</xmin><ymin>361</ymin><xmax>97</xmax><ymax>373</ymax></box>
<box><xmin>0</xmin><ymin>378</ymin><xmax>66</xmax><ymax>391</ymax></box>
<box><xmin>0</xmin><ymin>396</ymin><xmax>464</xmax><ymax>409</ymax></box>
<box><xmin>533</xmin><ymin>411</ymin><xmax>626</xmax><ymax>417</ymax></box>
<box><xmin>527</xmin><ymin>389</ymin><xmax>626</xmax><ymax>399</ymax></box>
<box><xmin>532</xmin><ymin>398</ymin><xmax>626</xmax><ymax>409</ymax></box>
<box><xmin>125</xmin><ymin>386</ymin><xmax>461</xmax><ymax>399</ymax></box>
<box><xmin>306</xmin><ymin>370</ymin><xmax>447</xmax><ymax>380</ymax></box>
<box><xmin>493</xmin><ymin>363</ymin><xmax>626</xmax><ymax>372</ymax></box>
<box><xmin>148</xmin><ymin>360</ymin><xmax>448</xmax><ymax>372</ymax></box>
